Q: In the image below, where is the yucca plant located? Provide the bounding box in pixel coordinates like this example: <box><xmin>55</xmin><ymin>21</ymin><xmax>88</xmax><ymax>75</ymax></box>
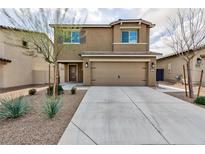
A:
<box><xmin>43</xmin><ymin>96</ymin><xmax>62</xmax><ymax>118</ymax></box>
<box><xmin>0</xmin><ymin>96</ymin><xmax>30</xmax><ymax>119</ymax></box>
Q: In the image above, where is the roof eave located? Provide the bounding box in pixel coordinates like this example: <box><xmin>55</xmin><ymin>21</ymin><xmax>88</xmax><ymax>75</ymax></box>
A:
<box><xmin>109</xmin><ymin>19</ymin><xmax>155</xmax><ymax>28</ymax></box>
<box><xmin>49</xmin><ymin>24</ymin><xmax>111</xmax><ymax>28</ymax></box>
<box><xmin>49</xmin><ymin>19</ymin><xmax>155</xmax><ymax>28</ymax></box>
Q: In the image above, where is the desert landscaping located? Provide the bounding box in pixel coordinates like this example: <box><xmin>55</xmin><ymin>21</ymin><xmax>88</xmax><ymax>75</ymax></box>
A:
<box><xmin>0</xmin><ymin>89</ymin><xmax>86</xmax><ymax>144</ymax></box>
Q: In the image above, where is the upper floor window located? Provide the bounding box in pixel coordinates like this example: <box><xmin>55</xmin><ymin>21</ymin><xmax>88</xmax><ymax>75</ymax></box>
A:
<box><xmin>121</xmin><ymin>31</ymin><xmax>138</xmax><ymax>43</ymax></box>
<box><xmin>63</xmin><ymin>30</ymin><xmax>80</xmax><ymax>44</ymax></box>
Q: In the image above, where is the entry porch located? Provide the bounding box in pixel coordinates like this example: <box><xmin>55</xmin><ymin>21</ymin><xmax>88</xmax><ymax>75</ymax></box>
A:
<box><xmin>58</xmin><ymin>61</ymin><xmax>83</xmax><ymax>84</ymax></box>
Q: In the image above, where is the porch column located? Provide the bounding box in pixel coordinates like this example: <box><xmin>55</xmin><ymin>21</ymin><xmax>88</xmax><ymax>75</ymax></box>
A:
<box><xmin>58</xmin><ymin>63</ymin><xmax>65</xmax><ymax>83</ymax></box>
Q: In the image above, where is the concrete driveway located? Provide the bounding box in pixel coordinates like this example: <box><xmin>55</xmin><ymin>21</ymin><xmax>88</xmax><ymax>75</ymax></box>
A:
<box><xmin>59</xmin><ymin>86</ymin><xmax>205</xmax><ymax>145</ymax></box>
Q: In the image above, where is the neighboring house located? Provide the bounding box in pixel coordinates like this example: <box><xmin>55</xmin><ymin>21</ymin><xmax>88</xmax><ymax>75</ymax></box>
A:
<box><xmin>50</xmin><ymin>19</ymin><xmax>160</xmax><ymax>86</ymax></box>
<box><xmin>0</xmin><ymin>25</ymin><xmax>53</xmax><ymax>89</ymax></box>
<box><xmin>157</xmin><ymin>47</ymin><xmax>205</xmax><ymax>85</ymax></box>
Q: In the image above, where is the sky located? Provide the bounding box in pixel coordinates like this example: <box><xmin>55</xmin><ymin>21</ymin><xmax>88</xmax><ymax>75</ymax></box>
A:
<box><xmin>0</xmin><ymin>8</ymin><xmax>179</xmax><ymax>56</ymax></box>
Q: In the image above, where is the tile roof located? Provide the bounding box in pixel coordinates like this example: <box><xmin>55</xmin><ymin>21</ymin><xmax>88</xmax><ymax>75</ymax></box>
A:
<box><xmin>49</xmin><ymin>19</ymin><xmax>155</xmax><ymax>28</ymax></box>
<box><xmin>0</xmin><ymin>25</ymin><xmax>46</xmax><ymax>35</ymax></box>
<box><xmin>157</xmin><ymin>45</ymin><xmax>205</xmax><ymax>60</ymax></box>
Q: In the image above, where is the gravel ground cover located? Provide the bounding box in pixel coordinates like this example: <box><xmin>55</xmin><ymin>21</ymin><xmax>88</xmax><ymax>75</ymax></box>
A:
<box><xmin>0</xmin><ymin>90</ymin><xmax>86</xmax><ymax>145</ymax></box>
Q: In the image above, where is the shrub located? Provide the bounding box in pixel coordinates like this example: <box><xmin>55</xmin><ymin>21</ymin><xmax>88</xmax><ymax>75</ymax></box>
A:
<box><xmin>194</xmin><ymin>96</ymin><xmax>205</xmax><ymax>105</ymax></box>
<box><xmin>0</xmin><ymin>96</ymin><xmax>30</xmax><ymax>119</ymax></box>
<box><xmin>28</xmin><ymin>89</ymin><xmax>37</xmax><ymax>95</ymax></box>
<box><xmin>71</xmin><ymin>86</ymin><xmax>76</xmax><ymax>95</ymax></box>
<box><xmin>47</xmin><ymin>85</ymin><xmax>64</xmax><ymax>96</ymax></box>
<box><xmin>43</xmin><ymin>96</ymin><xmax>62</xmax><ymax>118</ymax></box>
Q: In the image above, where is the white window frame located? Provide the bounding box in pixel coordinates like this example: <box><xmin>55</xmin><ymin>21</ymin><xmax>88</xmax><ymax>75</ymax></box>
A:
<box><xmin>63</xmin><ymin>30</ymin><xmax>80</xmax><ymax>44</ymax></box>
<box><xmin>121</xmin><ymin>30</ymin><xmax>138</xmax><ymax>44</ymax></box>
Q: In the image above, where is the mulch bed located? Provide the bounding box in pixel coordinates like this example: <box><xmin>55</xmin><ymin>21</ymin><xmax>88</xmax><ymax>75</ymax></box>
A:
<box><xmin>0</xmin><ymin>90</ymin><xmax>86</xmax><ymax>145</ymax></box>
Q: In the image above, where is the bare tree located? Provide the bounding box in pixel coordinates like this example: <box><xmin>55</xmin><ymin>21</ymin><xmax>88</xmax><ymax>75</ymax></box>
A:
<box><xmin>166</xmin><ymin>8</ymin><xmax>205</xmax><ymax>98</ymax></box>
<box><xmin>1</xmin><ymin>8</ymin><xmax>87</xmax><ymax>96</ymax></box>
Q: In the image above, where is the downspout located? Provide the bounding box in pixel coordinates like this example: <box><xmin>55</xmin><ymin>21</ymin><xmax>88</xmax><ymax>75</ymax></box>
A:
<box><xmin>111</xmin><ymin>25</ymin><xmax>114</xmax><ymax>52</ymax></box>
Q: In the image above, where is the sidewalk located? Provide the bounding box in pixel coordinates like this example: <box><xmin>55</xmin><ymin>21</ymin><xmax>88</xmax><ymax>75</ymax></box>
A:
<box><xmin>156</xmin><ymin>84</ymin><xmax>185</xmax><ymax>93</ymax></box>
<box><xmin>61</xmin><ymin>82</ymin><xmax>90</xmax><ymax>91</ymax></box>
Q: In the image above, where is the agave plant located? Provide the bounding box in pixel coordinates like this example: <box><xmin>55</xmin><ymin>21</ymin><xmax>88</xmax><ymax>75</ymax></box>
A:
<box><xmin>0</xmin><ymin>96</ymin><xmax>30</xmax><ymax>119</ymax></box>
<box><xmin>43</xmin><ymin>96</ymin><xmax>62</xmax><ymax>118</ymax></box>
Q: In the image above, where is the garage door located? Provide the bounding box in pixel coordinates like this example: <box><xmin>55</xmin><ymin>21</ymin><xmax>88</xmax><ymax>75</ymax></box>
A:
<box><xmin>91</xmin><ymin>62</ymin><xmax>147</xmax><ymax>86</ymax></box>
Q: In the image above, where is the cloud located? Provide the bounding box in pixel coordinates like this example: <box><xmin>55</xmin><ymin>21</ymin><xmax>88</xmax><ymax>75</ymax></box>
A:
<box><xmin>150</xmin><ymin>35</ymin><xmax>172</xmax><ymax>54</ymax></box>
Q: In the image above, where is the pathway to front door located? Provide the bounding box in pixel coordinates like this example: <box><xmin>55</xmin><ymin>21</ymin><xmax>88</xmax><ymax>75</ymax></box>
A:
<box><xmin>59</xmin><ymin>86</ymin><xmax>205</xmax><ymax>144</ymax></box>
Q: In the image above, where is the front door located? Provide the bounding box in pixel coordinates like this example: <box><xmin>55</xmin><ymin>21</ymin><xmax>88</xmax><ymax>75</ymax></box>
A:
<box><xmin>69</xmin><ymin>65</ymin><xmax>77</xmax><ymax>82</ymax></box>
<box><xmin>156</xmin><ymin>69</ymin><xmax>164</xmax><ymax>81</ymax></box>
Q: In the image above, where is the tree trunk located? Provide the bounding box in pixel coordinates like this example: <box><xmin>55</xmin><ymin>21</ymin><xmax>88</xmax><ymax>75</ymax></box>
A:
<box><xmin>53</xmin><ymin>62</ymin><xmax>59</xmax><ymax>97</ymax></box>
<box><xmin>56</xmin><ymin>63</ymin><xmax>59</xmax><ymax>96</ymax></box>
<box><xmin>53</xmin><ymin>63</ymin><xmax>57</xmax><ymax>97</ymax></box>
<box><xmin>48</xmin><ymin>64</ymin><xmax>51</xmax><ymax>95</ymax></box>
<box><xmin>57</xmin><ymin>63</ymin><xmax>60</xmax><ymax>86</ymax></box>
<box><xmin>187</xmin><ymin>61</ymin><xmax>194</xmax><ymax>98</ymax></box>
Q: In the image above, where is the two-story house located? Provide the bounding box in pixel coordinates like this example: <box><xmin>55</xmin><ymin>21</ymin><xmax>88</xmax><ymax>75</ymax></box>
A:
<box><xmin>50</xmin><ymin>19</ymin><xmax>160</xmax><ymax>86</ymax></box>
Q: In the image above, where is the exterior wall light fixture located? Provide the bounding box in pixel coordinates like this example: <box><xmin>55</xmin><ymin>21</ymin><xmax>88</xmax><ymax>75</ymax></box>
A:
<box><xmin>151</xmin><ymin>62</ymin><xmax>155</xmax><ymax>69</ymax></box>
<box><xmin>196</xmin><ymin>57</ymin><xmax>202</xmax><ymax>66</ymax></box>
<box><xmin>85</xmin><ymin>62</ymin><xmax>89</xmax><ymax>68</ymax></box>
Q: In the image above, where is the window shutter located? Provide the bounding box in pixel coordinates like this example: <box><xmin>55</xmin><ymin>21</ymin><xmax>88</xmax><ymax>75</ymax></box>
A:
<box><xmin>80</xmin><ymin>30</ymin><xmax>86</xmax><ymax>44</ymax></box>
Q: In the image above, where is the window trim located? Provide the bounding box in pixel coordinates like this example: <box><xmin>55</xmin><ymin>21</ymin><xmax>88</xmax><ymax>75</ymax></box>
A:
<box><xmin>121</xmin><ymin>30</ymin><xmax>138</xmax><ymax>44</ymax></box>
<box><xmin>63</xmin><ymin>30</ymin><xmax>80</xmax><ymax>44</ymax></box>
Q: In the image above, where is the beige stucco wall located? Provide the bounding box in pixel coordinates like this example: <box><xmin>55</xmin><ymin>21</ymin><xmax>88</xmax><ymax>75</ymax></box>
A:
<box><xmin>0</xmin><ymin>30</ymin><xmax>53</xmax><ymax>88</ymax></box>
<box><xmin>56</xmin><ymin>27</ymin><xmax>113</xmax><ymax>60</ymax></box>
<box><xmin>113</xmin><ymin>23</ymin><xmax>149</xmax><ymax>51</ymax></box>
<box><xmin>55</xmin><ymin>22</ymin><xmax>151</xmax><ymax>61</ymax></box>
<box><xmin>157</xmin><ymin>55</ymin><xmax>187</xmax><ymax>82</ymax></box>
<box><xmin>0</xmin><ymin>64</ymin><xmax>3</xmax><ymax>88</ymax></box>
<box><xmin>2</xmin><ymin>42</ymin><xmax>33</xmax><ymax>87</ymax></box>
<box><xmin>192</xmin><ymin>49</ymin><xmax>205</xmax><ymax>85</ymax></box>
<box><xmin>0</xmin><ymin>31</ymin><xmax>4</xmax><ymax>57</ymax></box>
<box><xmin>0</xmin><ymin>31</ymin><xmax>5</xmax><ymax>88</ymax></box>
<box><xmin>113</xmin><ymin>44</ymin><xmax>148</xmax><ymax>52</ymax></box>
<box><xmin>147</xmin><ymin>57</ymin><xmax>156</xmax><ymax>86</ymax></box>
<box><xmin>59</xmin><ymin>63</ymin><xmax>65</xmax><ymax>83</ymax></box>
<box><xmin>157</xmin><ymin>49</ymin><xmax>205</xmax><ymax>85</ymax></box>
<box><xmin>32</xmin><ymin>55</ymin><xmax>54</xmax><ymax>84</ymax></box>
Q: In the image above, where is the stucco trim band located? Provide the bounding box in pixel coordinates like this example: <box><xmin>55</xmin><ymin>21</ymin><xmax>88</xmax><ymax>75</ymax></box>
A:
<box><xmin>89</xmin><ymin>58</ymin><xmax>151</xmax><ymax>62</ymax></box>
<box><xmin>57</xmin><ymin>60</ymin><xmax>83</xmax><ymax>63</ymax></box>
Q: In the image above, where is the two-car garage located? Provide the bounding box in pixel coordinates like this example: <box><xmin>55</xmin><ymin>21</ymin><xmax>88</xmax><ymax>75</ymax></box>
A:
<box><xmin>91</xmin><ymin>62</ymin><xmax>148</xmax><ymax>86</ymax></box>
<box><xmin>81</xmin><ymin>52</ymin><xmax>157</xmax><ymax>86</ymax></box>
